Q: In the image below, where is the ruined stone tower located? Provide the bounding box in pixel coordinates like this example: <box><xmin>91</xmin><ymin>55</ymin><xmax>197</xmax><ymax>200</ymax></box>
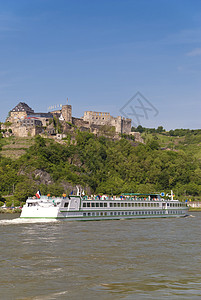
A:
<box><xmin>61</xmin><ymin>105</ymin><xmax>72</xmax><ymax>123</ymax></box>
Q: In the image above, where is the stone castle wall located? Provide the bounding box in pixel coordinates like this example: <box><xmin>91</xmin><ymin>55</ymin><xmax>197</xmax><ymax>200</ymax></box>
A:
<box><xmin>8</xmin><ymin>111</ymin><xmax>27</xmax><ymax>123</ymax></box>
<box><xmin>83</xmin><ymin>111</ymin><xmax>111</xmax><ymax>126</ymax></box>
<box><xmin>12</xmin><ymin>126</ymin><xmax>42</xmax><ymax>137</ymax></box>
<box><xmin>72</xmin><ymin>117</ymin><xmax>89</xmax><ymax>128</ymax></box>
<box><xmin>3</xmin><ymin>124</ymin><xmax>43</xmax><ymax>137</ymax></box>
<box><xmin>83</xmin><ymin>111</ymin><xmax>131</xmax><ymax>134</ymax></box>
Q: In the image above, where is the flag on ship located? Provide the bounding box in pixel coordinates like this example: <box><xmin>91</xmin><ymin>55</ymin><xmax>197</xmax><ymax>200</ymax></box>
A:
<box><xmin>35</xmin><ymin>190</ymin><xmax>41</xmax><ymax>199</ymax></box>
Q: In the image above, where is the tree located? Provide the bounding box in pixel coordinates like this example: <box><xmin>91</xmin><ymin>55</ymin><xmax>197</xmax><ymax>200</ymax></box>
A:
<box><xmin>156</xmin><ymin>126</ymin><xmax>164</xmax><ymax>133</ymax></box>
<box><xmin>14</xmin><ymin>179</ymin><xmax>37</xmax><ymax>202</ymax></box>
<box><xmin>47</xmin><ymin>183</ymin><xmax>64</xmax><ymax>196</ymax></box>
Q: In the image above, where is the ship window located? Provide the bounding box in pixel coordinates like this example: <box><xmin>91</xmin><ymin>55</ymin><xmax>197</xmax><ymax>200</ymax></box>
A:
<box><xmin>88</xmin><ymin>213</ymin><xmax>91</xmax><ymax>216</ymax></box>
<box><xmin>122</xmin><ymin>212</ymin><xmax>124</xmax><ymax>215</ymax></box>
<box><xmin>96</xmin><ymin>212</ymin><xmax>99</xmax><ymax>216</ymax></box>
<box><xmin>104</xmin><ymin>203</ymin><xmax>107</xmax><ymax>207</ymax></box>
<box><xmin>128</xmin><ymin>203</ymin><xmax>131</xmax><ymax>207</ymax></box>
<box><xmin>96</xmin><ymin>203</ymin><xmax>99</xmax><ymax>207</ymax></box>
<box><xmin>118</xmin><ymin>212</ymin><xmax>121</xmax><ymax>215</ymax></box>
<box><xmin>87</xmin><ymin>202</ymin><xmax>90</xmax><ymax>207</ymax></box>
<box><xmin>64</xmin><ymin>202</ymin><xmax>68</xmax><ymax>207</ymax></box>
<box><xmin>83</xmin><ymin>213</ymin><xmax>86</xmax><ymax>216</ymax></box>
<box><xmin>110</xmin><ymin>212</ymin><xmax>113</xmax><ymax>215</ymax></box>
<box><xmin>157</xmin><ymin>203</ymin><xmax>159</xmax><ymax>207</ymax></box>
<box><xmin>110</xmin><ymin>203</ymin><xmax>113</xmax><ymax>207</ymax></box>
<box><xmin>125</xmin><ymin>203</ymin><xmax>127</xmax><ymax>207</ymax></box>
<box><xmin>138</xmin><ymin>203</ymin><xmax>140</xmax><ymax>207</ymax></box>
<box><xmin>92</xmin><ymin>212</ymin><xmax>95</xmax><ymax>216</ymax></box>
<box><xmin>117</xmin><ymin>203</ymin><xmax>120</xmax><ymax>207</ymax></box>
<box><xmin>100</xmin><ymin>212</ymin><xmax>103</xmax><ymax>216</ymax></box>
<box><xmin>141</xmin><ymin>203</ymin><xmax>144</xmax><ymax>207</ymax></box>
<box><xmin>145</xmin><ymin>203</ymin><xmax>147</xmax><ymax>207</ymax></box>
<box><xmin>100</xmin><ymin>203</ymin><xmax>103</xmax><ymax>207</ymax></box>
<box><xmin>132</xmin><ymin>203</ymin><xmax>134</xmax><ymax>207</ymax></box>
<box><xmin>114</xmin><ymin>203</ymin><xmax>117</xmax><ymax>207</ymax></box>
<box><xmin>104</xmin><ymin>212</ymin><xmax>107</xmax><ymax>216</ymax></box>
<box><xmin>125</xmin><ymin>212</ymin><xmax>127</xmax><ymax>215</ymax></box>
<box><xmin>114</xmin><ymin>212</ymin><xmax>116</xmax><ymax>215</ymax></box>
<box><xmin>121</xmin><ymin>203</ymin><xmax>124</xmax><ymax>207</ymax></box>
<box><xmin>92</xmin><ymin>202</ymin><xmax>95</xmax><ymax>207</ymax></box>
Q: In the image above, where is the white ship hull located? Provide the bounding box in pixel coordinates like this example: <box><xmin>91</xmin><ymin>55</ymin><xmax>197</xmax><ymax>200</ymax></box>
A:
<box><xmin>20</xmin><ymin>194</ymin><xmax>189</xmax><ymax>220</ymax></box>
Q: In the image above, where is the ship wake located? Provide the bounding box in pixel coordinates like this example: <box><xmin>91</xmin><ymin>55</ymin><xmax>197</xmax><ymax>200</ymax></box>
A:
<box><xmin>0</xmin><ymin>218</ymin><xmax>58</xmax><ymax>226</ymax></box>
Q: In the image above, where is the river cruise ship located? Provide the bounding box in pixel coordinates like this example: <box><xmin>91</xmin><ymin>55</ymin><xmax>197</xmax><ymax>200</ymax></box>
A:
<box><xmin>20</xmin><ymin>191</ymin><xmax>188</xmax><ymax>220</ymax></box>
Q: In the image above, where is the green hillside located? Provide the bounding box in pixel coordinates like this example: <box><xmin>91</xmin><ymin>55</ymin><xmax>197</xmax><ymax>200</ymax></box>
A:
<box><xmin>0</xmin><ymin>129</ymin><xmax>201</xmax><ymax>204</ymax></box>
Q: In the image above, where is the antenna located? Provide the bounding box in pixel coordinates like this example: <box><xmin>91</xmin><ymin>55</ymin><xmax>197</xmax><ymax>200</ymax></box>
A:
<box><xmin>67</xmin><ymin>98</ymin><xmax>68</xmax><ymax>104</ymax></box>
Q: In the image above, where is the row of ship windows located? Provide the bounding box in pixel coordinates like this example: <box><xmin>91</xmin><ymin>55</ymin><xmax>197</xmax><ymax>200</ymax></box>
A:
<box><xmin>82</xmin><ymin>202</ymin><xmax>160</xmax><ymax>208</ymax></box>
<box><xmin>83</xmin><ymin>210</ymin><xmax>184</xmax><ymax>217</ymax></box>
<box><xmin>82</xmin><ymin>202</ymin><xmax>185</xmax><ymax>208</ymax></box>
<box><xmin>167</xmin><ymin>203</ymin><xmax>184</xmax><ymax>207</ymax></box>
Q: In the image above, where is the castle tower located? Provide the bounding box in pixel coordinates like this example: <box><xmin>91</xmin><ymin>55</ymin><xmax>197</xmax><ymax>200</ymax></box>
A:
<box><xmin>115</xmin><ymin>116</ymin><xmax>122</xmax><ymax>134</ymax></box>
<box><xmin>61</xmin><ymin>105</ymin><xmax>72</xmax><ymax>123</ymax></box>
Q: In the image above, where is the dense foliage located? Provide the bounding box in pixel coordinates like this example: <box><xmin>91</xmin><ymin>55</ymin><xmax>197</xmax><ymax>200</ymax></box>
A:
<box><xmin>0</xmin><ymin>130</ymin><xmax>201</xmax><ymax>201</ymax></box>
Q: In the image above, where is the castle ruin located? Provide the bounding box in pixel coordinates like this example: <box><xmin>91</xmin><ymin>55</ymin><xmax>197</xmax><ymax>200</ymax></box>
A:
<box><xmin>3</xmin><ymin>101</ymin><xmax>132</xmax><ymax>138</ymax></box>
<box><xmin>83</xmin><ymin>111</ymin><xmax>131</xmax><ymax>134</ymax></box>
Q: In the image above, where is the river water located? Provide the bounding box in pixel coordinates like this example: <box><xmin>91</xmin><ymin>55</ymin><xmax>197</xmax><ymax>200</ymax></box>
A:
<box><xmin>0</xmin><ymin>213</ymin><xmax>201</xmax><ymax>300</ymax></box>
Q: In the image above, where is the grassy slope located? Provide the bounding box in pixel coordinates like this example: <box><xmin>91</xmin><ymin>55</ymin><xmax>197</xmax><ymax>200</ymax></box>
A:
<box><xmin>1</xmin><ymin>137</ymin><xmax>34</xmax><ymax>159</ymax></box>
<box><xmin>142</xmin><ymin>131</ymin><xmax>201</xmax><ymax>201</ymax></box>
<box><xmin>142</xmin><ymin>132</ymin><xmax>201</xmax><ymax>157</ymax></box>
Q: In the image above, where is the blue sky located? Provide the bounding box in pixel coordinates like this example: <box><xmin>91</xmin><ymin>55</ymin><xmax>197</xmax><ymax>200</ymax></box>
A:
<box><xmin>0</xmin><ymin>0</ymin><xmax>201</xmax><ymax>129</ymax></box>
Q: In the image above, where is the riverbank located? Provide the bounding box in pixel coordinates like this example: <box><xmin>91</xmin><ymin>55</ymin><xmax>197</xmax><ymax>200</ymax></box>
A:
<box><xmin>0</xmin><ymin>208</ymin><xmax>21</xmax><ymax>214</ymax></box>
<box><xmin>188</xmin><ymin>207</ymin><xmax>201</xmax><ymax>212</ymax></box>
